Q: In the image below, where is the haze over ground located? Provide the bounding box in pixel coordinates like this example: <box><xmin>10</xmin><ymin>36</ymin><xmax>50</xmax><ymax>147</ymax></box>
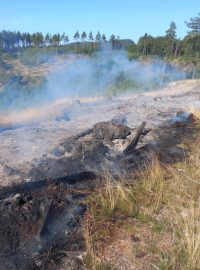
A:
<box><xmin>0</xmin><ymin>1</ymin><xmax>200</xmax><ymax>270</ymax></box>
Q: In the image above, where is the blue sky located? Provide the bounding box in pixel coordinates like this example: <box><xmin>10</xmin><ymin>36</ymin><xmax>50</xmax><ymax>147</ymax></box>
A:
<box><xmin>0</xmin><ymin>0</ymin><xmax>199</xmax><ymax>42</ymax></box>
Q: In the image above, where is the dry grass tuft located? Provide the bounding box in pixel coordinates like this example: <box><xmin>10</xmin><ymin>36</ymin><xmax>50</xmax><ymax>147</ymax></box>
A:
<box><xmin>97</xmin><ymin>177</ymin><xmax>137</xmax><ymax>218</ymax></box>
<box><xmin>83</xmin><ymin>221</ymin><xmax>113</xmax><ymax>270</ymax></box>
<box><xmin>87</xmin><ymin>171</ymin><xmax>138</xmax><ymax>221</ymax></box>
<box><xmin>188</xmin><ymin>104</ymin><xmax>200</xmax><ymax>119</ymax></box>
<box><xmin>138</xmin><ymin>142</ymin><xmax>200</xmax><ymax>269</ymax></box>
<box><xmin>175</xmin><ymin>200</ymin><xmax>200</xmax><ymax>269</ymax></box>
<box><xmin>83</xmin><ymin>124</ymin><xmax>200</xmax><ymax>269</ymax></box>
<box><xmin>83</xmin><ymin>221</ymin><xmax>98</xmax><ymax>269</ymax></box>
<box><xmin>140</xmin><ymin>159</ymin><xmax>167</xmax><ymax>212</ymax></box>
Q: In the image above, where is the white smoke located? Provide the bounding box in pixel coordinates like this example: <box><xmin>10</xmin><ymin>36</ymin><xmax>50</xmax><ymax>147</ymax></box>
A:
<box><xmin>0</xmin><ymin>49</ymin><xmax>185</xmax><ymax>119</ymax></box>
<box><xmin>43</xmin><ymin>50</ymin><xmax>184</xmax><ymax>101</ymax></box>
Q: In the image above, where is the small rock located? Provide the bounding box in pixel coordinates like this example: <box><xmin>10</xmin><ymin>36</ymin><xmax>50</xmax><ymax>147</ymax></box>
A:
<box><xmin>131</xmin><ymin>234</ymin><xmax>140</xmax><ymax>242</ymax></box>
<box><xmin>111</xmin><ymin>114</ymin><xmax>127</xmax><ymax>125</ymax></box>
<box><xmin>171</xmin><ymin>111</ymin><xmax>194</xmax><ymax>125</ymax></box>
<box><xmin>135</xmin><ymin>251</ymin><xmax>147</xmax><ymax>258</ymax></box>
<box><xmin>75</xmin><ymin>254</ymin><xmax>84</xmax><ymax>265</ymax></box>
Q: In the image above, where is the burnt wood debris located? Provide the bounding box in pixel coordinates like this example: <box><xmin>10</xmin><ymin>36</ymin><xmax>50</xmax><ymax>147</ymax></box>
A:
<box><xmin>0</xmin><ymin>114</ymin><xmax>195</xmax><ymax>270</ymax></box>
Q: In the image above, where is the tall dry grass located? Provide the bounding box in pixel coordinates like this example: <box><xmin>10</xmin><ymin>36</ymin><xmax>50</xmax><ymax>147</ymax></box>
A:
<box><xmin>84</xmin><ymin>129</ymin><xmax>200</xmax><ymax>269</ymax></box>
<box><xmin>188</xmin><ymin>105</ymin><xmax>200</xmax><ymax>120</ymax></box>
<box><xmin>97</xmin><ymin>178</ymin><xmax>137</xmax><ymax>218</ymax></box>
<box><xmin>139</xmin><ymin>144</ymin><xmax>200</xmax><ymax>269</ymax></box>
<box><xmin>83</xmin><ymin>174</ymin><xmax>137</xmax><ymax>269</ymax></box>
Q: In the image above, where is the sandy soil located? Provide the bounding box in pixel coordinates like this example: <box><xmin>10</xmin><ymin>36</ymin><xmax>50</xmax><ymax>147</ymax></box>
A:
<box><xmin>4</xmin><ymin>54</ymin><xmax>77</xmax><ymax>78</ymax></box>
<box><xmin>0</xmin><ymin>79</ymin><xmax>199</xmax><ymax>186</ymax></box>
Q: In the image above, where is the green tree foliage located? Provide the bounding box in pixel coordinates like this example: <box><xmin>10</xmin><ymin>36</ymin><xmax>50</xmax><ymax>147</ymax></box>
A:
<box><xmin>63</xmin><ymin>35</ymin><xmax>69</xmax><ymax>44</ymax></box>
<box><xmin>110</xmin><ymin>34</ymin><xmax>115</xmax><ymax>41</ymax></box>
<box><xmin>74</xmin><ymin>30</ymin><xmax>80</xmax><ymax>41</ymax></box>
<box><xmin>137</xmin><ymin>33</ymin><xmax>154</xmax><ymax>55</ymax></box>
<box><xmin>165</xmin><ymin>21</ymin><xmax>177</xmax><ymax>58</ymax></box>
<box><xmin>182</xmin><ymin>34</ymin><xmax>200</xmax><ymax>58</ymax></box>
<box><xmin>32</xmin><ymin>32</ymin><xmax>44</xmax><ymax>47</ymax></box>
<box><xmin>0</xmin><ymin>13</ymin><xmax>199</xmax><ymax>60</ymax></box>
<box><xmin>185</xmin><ymin>13</ymin><xmax>200</xmax><ymax>34</ymax></box>
<box><xmin>81</xmin><ymin>31</ymin><xmax>87</xmax><ymax>41</ymax></box>
<box><xmin>102</xmin><ymin>34</ymin><xmax>106</xmax><ymax>42</ymax></box>
<box><xmin>96</xmin><ymin>31</ymin><xmax>101</xmax><ymax>41</ymax></box>
<box><xmin>44</xmin><ymin>33</ymin><xmax>51</xmax><ymax>46</ymax></box>
<box><xmin>52</xmin><ymin>33</ymin><xmax>61</xmax><ymax>46</ymax></box>
<box><xmin>24</xmin><ymin>32</ymin><xmax>32</xmax><ymax>47</ymax></box>
<box><xmin>88</xmin><ymin>32</ymin><xmax>94</xmax><ymax>41</ymax></box>
<box><xmin>165</xmin><ymin>21</ymin><xmax>177</xmax><ymax>39</ymax></box>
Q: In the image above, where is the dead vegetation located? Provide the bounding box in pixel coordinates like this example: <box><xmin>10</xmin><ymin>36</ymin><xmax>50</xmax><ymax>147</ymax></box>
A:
<box><xmin>1</xmin><ymin>90</ymin><xmax>200</xmax><ymax>269</ymax></box>
<box><xmin>82</xmin><ymin>120</ymin><xmax>200</xmax><ymax>269</ymax></box>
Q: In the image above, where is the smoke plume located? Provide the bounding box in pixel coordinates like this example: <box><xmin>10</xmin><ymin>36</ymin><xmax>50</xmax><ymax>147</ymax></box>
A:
<box><xmin>0</xmin><ymin>50</ymin><xmax>185</xmax><ymax>119</ymax></box>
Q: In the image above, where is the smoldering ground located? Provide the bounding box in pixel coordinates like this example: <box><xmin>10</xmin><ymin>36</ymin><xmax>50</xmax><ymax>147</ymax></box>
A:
<box><xmin>0</xmin><ymin>50</ymin><xmax>185</xmax><ymax>125</ymax></box>
<box><xmin>44</xmin><ymin>50</ymin><xmax>185</xmax><ymax>99</ymax></box>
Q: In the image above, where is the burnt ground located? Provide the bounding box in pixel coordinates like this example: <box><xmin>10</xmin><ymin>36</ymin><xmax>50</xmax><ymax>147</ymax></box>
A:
<box><xmin>1</xmin><ymin>79</ymin><xmax>200</xmax><ymax>186</ymax></box>
<box><xmin>0</xmin><ymin>117</ymin><xmax>199</xmax><ymax>270</ymax></box>
<box><xmin>0</xmin><ymin>172</ymin><xmax>97</xmax><ymax>270</ymax></box>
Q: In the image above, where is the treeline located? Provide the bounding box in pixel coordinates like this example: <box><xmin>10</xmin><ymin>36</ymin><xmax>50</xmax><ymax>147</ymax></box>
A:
<box><xmin>128</xmin><ymin>19</ymin><xmax>200</xmax><ymax>60</ymax></box>
<box><xmin>0</xmin><ymin>13</ymin><xmax>199</xmax><ymax>60</ymax></box>
<box><xmin>0</xmin><ymin>30</ymin><xmax>117</xmax><ymax>52</ymax></box>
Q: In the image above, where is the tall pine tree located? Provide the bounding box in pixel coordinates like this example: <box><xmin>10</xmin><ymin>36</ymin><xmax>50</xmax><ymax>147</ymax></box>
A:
<box><xmin>185</xmin><ymin>13</ymin><xmax>200</xmax><ymax>34</ymax></box>
<box><xmin>165</xmin><ymin>21</ymin><xmax>177</xmax><ymax>39</ymax></box>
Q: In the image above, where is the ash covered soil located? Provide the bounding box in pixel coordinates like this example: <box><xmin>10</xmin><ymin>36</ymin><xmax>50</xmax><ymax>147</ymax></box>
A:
<box><xmin>0</xmin><ymin>79</ymin><xmax>200</xmax><ymax>269</ymax></box>
<box><xmin>0</xmin><ymin>79</ymin><xmax>200</xmax><ymax>186</ymax></box>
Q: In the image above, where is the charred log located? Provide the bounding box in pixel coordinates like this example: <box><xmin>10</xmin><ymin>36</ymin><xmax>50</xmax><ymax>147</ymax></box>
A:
<box><xmin>0</xmin><ymin>171</ymin><xmax>96</xmax><ymax>200</ymax></box>
<box><xmin>123</xmin><ymin>121</ymin><xmax>146</xmax><ymax>155</ymax></box>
